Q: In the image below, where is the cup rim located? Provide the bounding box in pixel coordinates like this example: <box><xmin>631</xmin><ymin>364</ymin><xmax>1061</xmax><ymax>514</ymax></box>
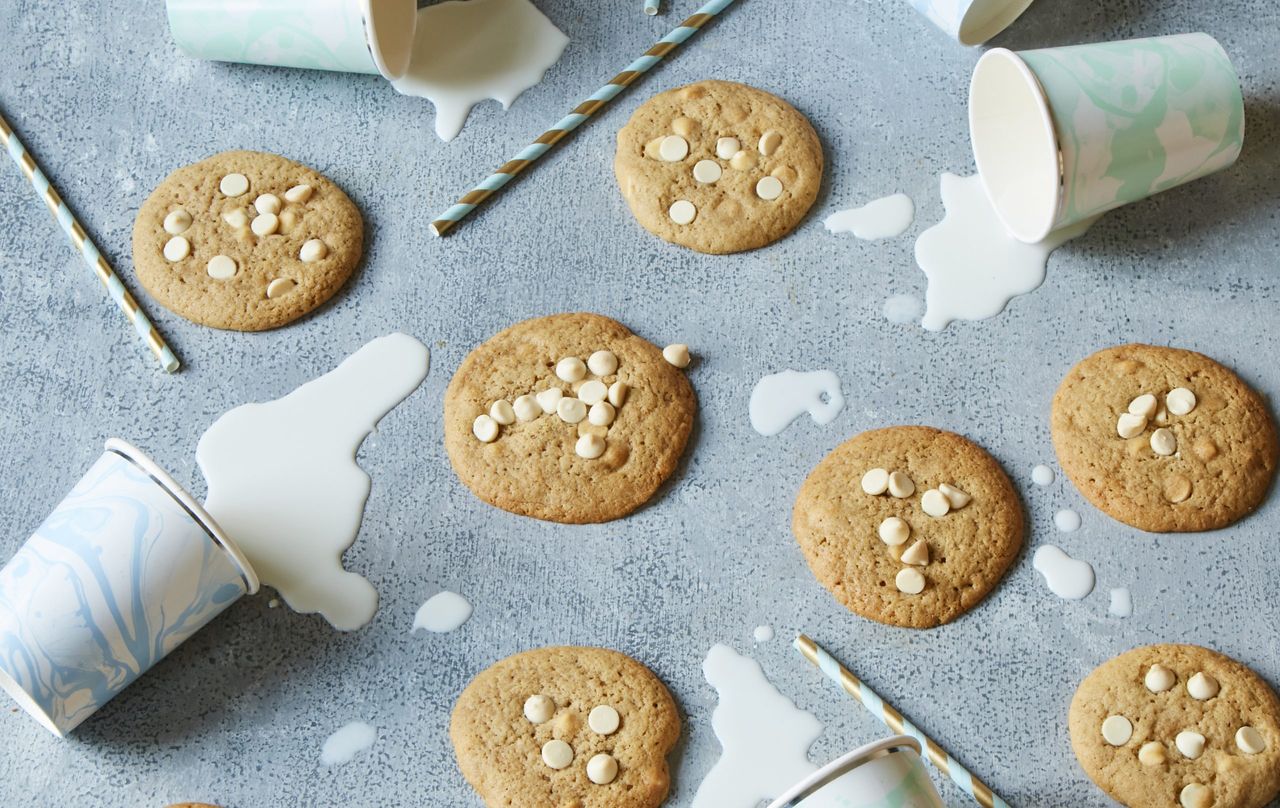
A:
<box><xmin>0</xmin><ymin>666</ymin><xmax>66</xmax><ymax>737</ymax></box>
<box><xmin>362</xmin><ymin>0</ymin><xmax>417</xmax><ymax>81</ymax></box>
<box><xmin>970</xmin><ymin>47</ymin><xmax>1063</xmax><ymax>243</ymax></box>
<box><xmin>764</xmin><ymin>734</ymin><xmax>925</xmax><ymax>808</ymax></box>
<box><xmin>104</xmin><ymin>439</ymin><xmax>260</xmax><ymax>595</ymax></box>
<box><xmin>956</xmin><ymin>0</ymin><xmax>1038</xmax><ymax>46</ymax></box>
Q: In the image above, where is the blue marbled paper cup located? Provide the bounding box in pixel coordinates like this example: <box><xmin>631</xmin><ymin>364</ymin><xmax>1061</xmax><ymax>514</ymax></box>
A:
<box><xmin>166</xmin><ymin>0</ymin><xmax>417</xmax><ymax>80</ymax></box>
<box><xmin>904</xmin><ymin>0</ymin><xmax>1036</xmax><ymax>46</ymax></box>
<box><xmin>0</xmin><ymin>439</ymin><xmax>258</xmax><ymax>737</ymax></box>
<box><xmin>767</xmin><ymin>736</ymin><xmax>945</xmax><ymax>808</ymax></box>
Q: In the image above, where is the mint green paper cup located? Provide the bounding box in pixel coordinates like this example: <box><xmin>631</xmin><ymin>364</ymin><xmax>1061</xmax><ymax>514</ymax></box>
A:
<box><xmin>167</xmin><ymin>0</ymin><xmax>417</xmax><ymax>80</ymax></box>
<box><xmin>970</xmin><ymin>33</ymin><xmax>1245</xmax><ymax>243</ymax></box>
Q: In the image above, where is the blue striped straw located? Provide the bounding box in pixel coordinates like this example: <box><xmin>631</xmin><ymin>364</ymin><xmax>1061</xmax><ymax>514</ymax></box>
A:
<box><xmin>794</xmin><ymin>635</ymin><xmax>1010</xmax><ymax>808</ymax></box>
<box><xmin>644</xmin><ymin>0</ymin><xmax>661</xmax><ymax>15</ymax></box>
<box><xmin>430</xmin><ymin>0</ymin><xmax>738</xmax><ymax>237</ymax></box>
<box><xmin>0</xmin><ymin>110</ymin><xmax>180</xmax><ymax>372</ymax></box>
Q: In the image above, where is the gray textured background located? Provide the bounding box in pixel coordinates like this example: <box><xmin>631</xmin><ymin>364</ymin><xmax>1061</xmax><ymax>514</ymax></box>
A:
<box><xmin>1</xmin><ymin>0</ymin><xmax>1278</xmax><ymax>806</ymax></box>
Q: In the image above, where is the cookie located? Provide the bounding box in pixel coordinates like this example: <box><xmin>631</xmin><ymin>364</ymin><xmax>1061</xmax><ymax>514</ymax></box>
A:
<box><xmin>443</xmin><ymin>313</ymin><xmax>696</xmax><ymax>524</ymax></box>
<box><xmin>451</xmin><ymin>646</ymin><xmax>681</xmax><ymax>808</ymax></box>
<box><xmin>1069</xmin><ymin>644</ymin><xmax>1280</xmax><ymax>808</ymax></box>
<box><xmin>614</xmin><ymin>80</ymin><xmax>823</xmax><ymax>254</ymax></box>
<box><xmin>792</xmin><ymin>426</ymin><xmax>1023</xmax><ymax>629</ymax></box>
<box><xmin>1051</xmin><ymin>344</ymin><xmax>1278</xmax><ymax>532</ymax></box>
<box><xmin>133</xmin><ymin>150</ymin><xmax>363</xmax><ymax>331</ymax></box>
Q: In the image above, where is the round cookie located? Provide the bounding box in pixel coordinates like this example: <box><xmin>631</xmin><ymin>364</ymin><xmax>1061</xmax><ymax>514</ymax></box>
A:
<box><xmin>792</xmin><ymin>426</ymin><xmax>1023</xmax><ymax>629</ymax></box>
<box><xmin>443</xmin><ymin>313</ymin><xmax>696</xmax><ymax>524</ymax></box>
<box><xmin>451</xmin><ymin>646</ymin><xmax>681</xmax><ymax>808</ymax></box>
<box><xmin>1069</xmin><ymin>644</ymin><xmax>1280</xmax><ymax>808</ymax></box>
<box><xmin>614</xmin><ymin>80</ymin><xmax>823</xmax><ymax>254</ymax></box>
<box><xmin>1051</xmin><ymin>344</ymin><xmax>1278</xmax><ymax>532</ymax></box>
<box><xmin>133</xmin><ymin>150</ymin><xmax>363</xmax><ymax>331</ymax></box>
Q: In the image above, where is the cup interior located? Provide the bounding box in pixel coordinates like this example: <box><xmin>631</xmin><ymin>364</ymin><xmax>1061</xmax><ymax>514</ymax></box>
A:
<box><xmin>364</xmin><ymin>0</ymin><xmax>417</xmax><ymax>81</ymax></box>
<box><xmin>969</xmin><ymin>48</ymin><xmax>1061</xmax><ymax>243</ymax></box>
<box><xmin>957</xmin><ymin>0</ymin><xmax>1037</xmax><ymax>46</ymax></box>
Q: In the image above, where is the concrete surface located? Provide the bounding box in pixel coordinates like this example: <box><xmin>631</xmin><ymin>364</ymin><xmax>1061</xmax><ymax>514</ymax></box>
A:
<box><xmin>1</xmin><ymin>0</ymin><xmax>1278</xmax><ymax>805</ymax></box>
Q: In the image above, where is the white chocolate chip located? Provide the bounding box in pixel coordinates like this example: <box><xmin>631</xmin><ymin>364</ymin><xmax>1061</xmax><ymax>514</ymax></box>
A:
<box><xmin>472</xmin><ymin>414</ymin><xmax>499</xmax><ymax>443</ymax></box>
<box><xmin>576</xmin><ymin>433</ymin><xmax>606</xmax><ymax>459</ymax></box>
<box><xmin>861</xmin><ymin>468</ymin><xmax>890</xmax><ymax>495</ymax></box>
<box><xmin>557</xmin><ymin>397</ymin><xmax>587</xmax><ymax>424</ymax></box>
<box><xmin>284</xmin><ymin>184</ymin><xmax>313</xmax><ymax>204</ymax></box>
<box><xmin>513</xmin><ymin>395</ymin><xmax>541</xmax><ymax>422</ymax></box>
<box><xmin>556</xmin><ymin>357</ymin><xmax>587</xmax><ymax>382</ymax></box>
<box><xmin>662</xmin><ymin>344</ymin><xmax>691</xmax><ymax>368</ymax></box>
<box><xmin>300</xmin><ymin>239</ymin><xmax>328</xmax><ymax>263</ymax></box>
<box><xmin>672</xmin><ymin>116</ymin><xmax>696</xmax><ymax>137</ymax></box>
<box><xmin>607</xmin><ymin>381</ymin><xmax>629</xmax><ymax>408</ymax></box>
<box><xmin>587</xmin><ymin>350</ymin><xmax>618</xmax><ymax>377</ymax></box>
<box><xmin>1150</xmin><ymin>427</ymin><xmax>1176</xmax><ymax>456</ymax></box>
<box><xmin>207</xmin><ymin>255</ymin><xmax>237</xmax><ymax>279</ymax></box>
<box><xmin>223</xmin><ymin>208</ymin><xmax>249</xmax><ymax>228</ymax></box>
<box><xmin>756</xmin><ymin>176</ymin><xmax>784</xmax><ymax>201</ymax></box>
<box><xmin>716</xmin><ymin>137</ymin><xmax>740</xmax><ymax>160</ymax></box>
<box><xmin>1117</xmin><ymin>412</ymin><xmax>1148</xmax><ymax>439</ymax></box>
<box><xmin>251</xmin><ymin>212</ymin><xmax>279</xmax><ymax>237</ymax></box>
<box><xmin>939</xmin><ymin>483</ymin><xmax>971</xmax><ymax>509</ymax></box>
<box><xmin>586</xmin><ymin>753</ymin><xmax>618</xmax><ymax>785</ymax></box>
<box><xmin>693</xmin><ymin>159</ymin><xmax>722</xmax><ymax>184</ymax></box>
<box><xmin>758</xmin><ymin>131</ymin><xmax>782</xmax><ymax>156</ymax></box>
<box><xmin>536</xmin><ymin>388</ymin><xmax>564</xmax><ymax>414</ymax></box>
<box><xmin>265</xmin><ymin>277</ymin><xmax>296</xmax><ymax>298</ymax></box>
<box><xmin>163</xmin><ymin>209</ymin><xmax>192</xmax><ymax>235</ymax></box>
<box><xmin>1167</xmin><ymin>387</ymin><xmax>1197</xmax><ymax>416</ymax></box>
<box><xmin>669</xmin><ymin>200</ymin><xmax>697</xmax><ymax>225</ymax></box>
<box><xmin>524</xmin><ymin>694</ymin><xmax>554</xmax><ymax>724</ymax></box>
<box><xmin>1187</xmin><ymin>672</ymin><xmax>1219</xmax><ymax>700</ymax></box>
<box><xmin>730</xmin><ymin>149</ymin><xmax>755</xmax><ymax>171</ymax></box>
<box><xmin>542</xmin><ymin>739</ymin><xmax>573</xmax><ymax>770</ymax></box>
<box><xmin>1179</xmin><ymin>784</ymin><xmax>1212</xmax><ymax>808</ymax></box>
<box><xmin>895</xmin><ymin>567</ymin><xmax>925</xmax><ymax>595</ymax></box>
<box><xmin>1128</xmin><ymin>393</ymin><xmax>1158</xmax><ymax>418</ymax></box>
<box><xmin>490</xmin><ymin>400</ymin><xmax>516</xmax><ymax>425</ymax></box>
<box><xmin>1175</xmin><ymin>730</ymin><xmax>1205</xmax><ymax>759</ymax></box>
<box><xmin>1154</xmin><ymin>404</ymin><xmax>1170</xmax><ymax>426</ymax></box>
<box><xmin>219</xmin><ymin>173</ymin><xmax>249</xmax><ymax>197</ymax></box>
<box><xmin>578</xmin><ymin>380</ymin><xmax>608</xmax><ymax>406</ymax></box>
<box><xmin>887</xmin><ymin>471</ymin><xmax>915</xmax><ymax>499</ymax></box>
<box><xmin>162</xmin><ymin>236</ymin><xmax>190</xmax><ymax>262</ymax></box>
<box><xmin>1138</xmin><ymin>741</ymin><xmax>1166</xmax><ymax>766</ymax></box>
<box><xmin>901</xmin><ymin>539</ymin><xmax>929</xmax><ymax>566</ymax></box>
<box><xmin>254</xmin><ymin>193</ymin><xmax>281</xmax><ymax>216</ymax></box>
<box><xmin>1101</xmin><ymin>715</ymin><xmax>1133</xmax><ymax>746</ymax></box>
<box><xmin>921</xmin><ymin>489</ymin><xmax>951</xmax><ymax>517</ymax></box>
<box><xmin>658</xmin><ymin>135</ymin><xmax>689</xmax><ymax>162</ymax></box>
<box><xmin>1145</xmin><ymin>664</ymin><xmax>1176</xmax><ymax>693</ymax></box>
<box><xmin>878</xmin><ymin>517</ymin><xmax>910</xmax><ymax>546</ymax></box>
<box><xmin>1236</xmin><ymin>726</ymin><xmax>1266</xmax><ymax>754</ymax></box>
<box><xmin>588</xmin><ymin>705</ymin><xmax>620</xmax><ymax>735</ymax></box>
<box><xmin>588</xmin><ymin>402</ymin><xmax>615</xmax><ymax>426</ymax></box>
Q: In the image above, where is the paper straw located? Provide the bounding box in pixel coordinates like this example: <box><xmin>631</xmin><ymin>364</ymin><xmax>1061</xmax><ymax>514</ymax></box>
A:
<box><xmin>644</xmin><ymin>0</ymin><xmax>661</xmax><ymax>15</ymax></box>
<box><xmin>794</xmin><ymin>634</ymin><xmax>1010</xmax><ymax>808</ymax></box>
<box><xmin>0</xmin><ymin>110</ymin><xmax>180</xmax><ymax>373</ymax></box>
<box><xmin>430</xmin><ymin>0</ymin><xmax>737</xmax><ymax>237</ymax></box>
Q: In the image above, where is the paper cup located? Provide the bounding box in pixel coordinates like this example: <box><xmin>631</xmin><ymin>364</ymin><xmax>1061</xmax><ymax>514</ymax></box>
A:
<box><xmin>904</xmin><ymin>0</ymin><xmax>1037</xmax><ymax>46</ymax></box>
<box><xmin>0</xmin><ymin>439</ymin><xmax>258</xmax><ymax>737</ymax></box>
<box><xmin>166</xmin><ymin>0</ymin><xmax>417</xmax><ymax>80</ymax></box>
<box><xmin>970</xmin><ymin>33</ymin><xmax>1245</xmax><ymax>243</ymax></box>
<box><xmin>766</xmin><ymin>736</ymin><xmax>945</xmax><ymax>808</ymax></box>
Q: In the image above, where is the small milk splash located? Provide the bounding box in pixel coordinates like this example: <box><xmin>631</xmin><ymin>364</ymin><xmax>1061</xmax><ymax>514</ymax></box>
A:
<box><xmin>1032</xmin><ymin>464</ymin><xmax>1056</xmax><ymax>486</ymax></box>
<box><xmin>391</xmin><ymin>0</ymin><xmax>569</xmax><ymax>142</ymax></box>
<box><xmin>753</xmin><ymin>625</ymin><xmax>775</xmax><ymax>643</ymax></box>
<box><xmin>321</xmin><ymin>721</ymin><xmax>377</xmax><ymax>766</ymax></box>
<box><xmin>691</xmin><ymin>645</ymin><xmax>822</xmax><ymax>808</ymax></box>
<box><xmin>1055</xmin><ymin>509</ymin><xmax>1082</xmax><ymax>532</ymax></box>
<box><xmin>1033</xmin><ymin>545</ymin><xmax>1096</xmax><ymax>600</ymax></box>
<box><xmin>823</xmin><ymin>193</ymin><xmax>915</xmax><ymax>240</ymax></box>
<box><xmin>197</xmin><ymin>334</ymin><xmax>431</xmax><ymax>632</ymax></box>
<box><xmin>916</xmin><ymin>174</ymin><xmax>1095</xmax><ymax>331</ymax></box>
<box><xmin>1109</xmin><ymin>587</ymin><xmax>1134</xmax><ymax>618</ymax></box>
<box><xmin>413</xmin><ymin>591</ymin><xmax>473</xmax><ymax>634</ymax></box>
<box><xmin>748</xmin><ymin>370</ymin><xmax>845</xmax><ymax>437</ymax></box>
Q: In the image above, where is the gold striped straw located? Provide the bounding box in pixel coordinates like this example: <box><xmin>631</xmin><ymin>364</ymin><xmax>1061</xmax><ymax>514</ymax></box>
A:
<box><xmin>794</xmin><ymin>634</ymin><xmax>1011</xmax><ymax>808</ymax></box>
<box><xmin>430</xmin><ymin>0</ymin><xmax>738</xmax><ymax>237</ymax></box>
<box><xmin>0</xmin><ymin>109</ymin><xmax>180</xmax><ymax>373</ymax></box>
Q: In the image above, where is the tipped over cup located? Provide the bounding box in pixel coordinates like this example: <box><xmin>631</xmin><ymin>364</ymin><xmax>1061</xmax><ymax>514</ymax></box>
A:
<box><xmin>766</xmin><ymin>735</ymin><xmax>944</xmax><ymax>808</ymax></box>
<box><xmin>904</xmin><ymin>0</ymin><xmax>1037</xmax><ymax>46</ymax></box>
<box><xmin>0</xmin><ymin>439</ymin><xmax>258</xmax><ymax>737</ymax></box>
<box><xmin>970</xmin><ymin>33</ymin><xmax>1245</xmax><ymax>243</ymax></box>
